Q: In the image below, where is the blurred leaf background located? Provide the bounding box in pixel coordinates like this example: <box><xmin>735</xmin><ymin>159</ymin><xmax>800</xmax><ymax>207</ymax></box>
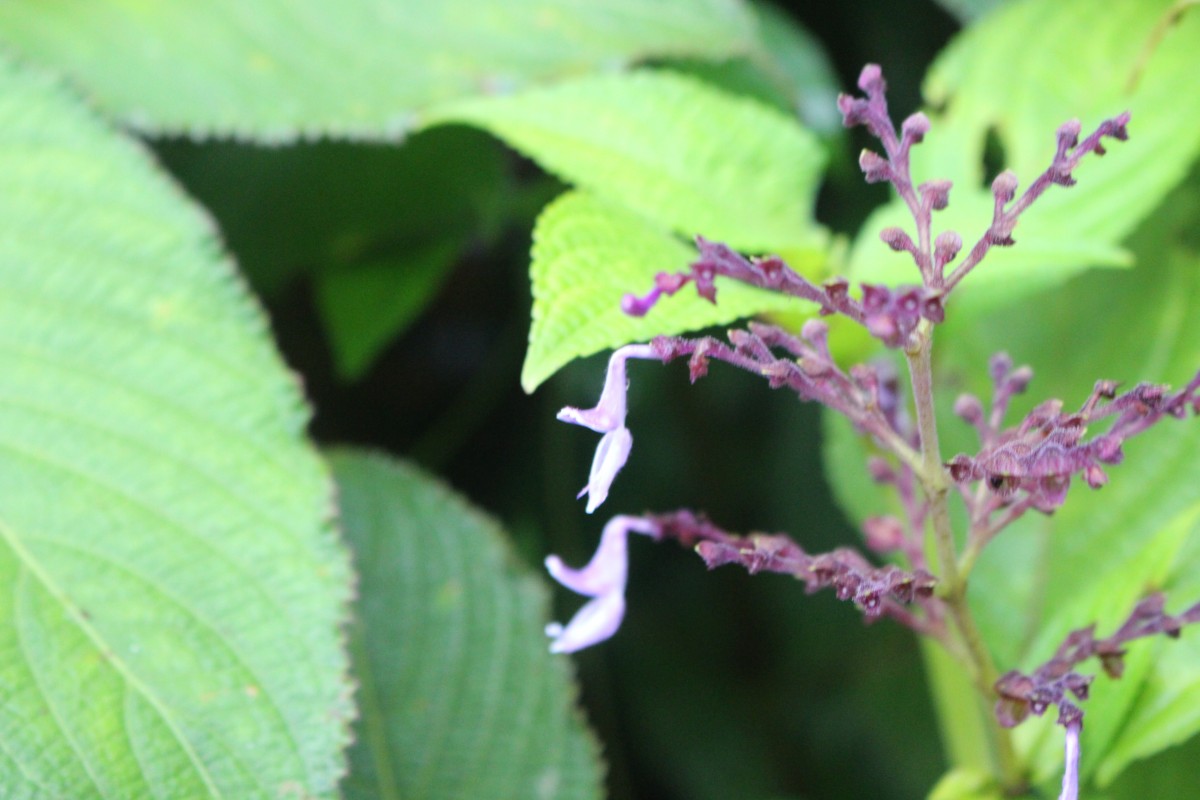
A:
<box><xmin>2</xmin><ymin>0</ymin><xmax>1200</xmax><ymax>798</ymax></box>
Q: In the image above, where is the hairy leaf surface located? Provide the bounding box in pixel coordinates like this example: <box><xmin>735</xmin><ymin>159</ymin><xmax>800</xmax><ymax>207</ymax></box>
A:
<box><xmin>330</xmin><ymin>450</ymin><xmax>603</xmax><ymax>800</ymax></box>
<box><xmin>0</xmin><ymin>0</ymin><xmax>755</xmax><ymax>140</ymax></box>
<box><xmin>522</xmin><ymin>191</ymin><xmax>803</xmax><ymax>392</ymax></box>
<box><xmin>429</xmin><ymin>69</ymin><xmax>828</xmax><ymax>254</ymax></box>
<box><xmin>0</xmin><ymin>57</ymin><xmax>351</xmax><ymax>798</ymax></box>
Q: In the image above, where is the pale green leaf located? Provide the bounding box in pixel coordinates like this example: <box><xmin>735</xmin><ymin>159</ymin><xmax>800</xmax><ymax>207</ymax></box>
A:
<box><xmin>849</xmin><ymin>0</ymin><xmax>1200</xmax><ymax>309</ymax></box>
<box><xmin>428</xmin><ymin>69</ymin><xmax>829</xmax><ymax>253</ymax></box>
<box><xmin>522</xmin><ymin>190</ymin><xmax>805</xmax><ymax>392</ymax></box>
<box><xmin>314</xmin><ymin>242</ymin><xmax>459</xmax><ymax>381</ymax></box>
<box><xmin>669</xmin><ymin>2</ymin><xmax>843</xmax><ymax>134</ymax></box>
<box><xmin>0</xmin><ymin>0</ymin><xmax>756</xmax><ymax>140</ymax></box>
<box><xmin>0</xmin><ymin>56</ymin><xmax>351</xmax><ymax>798</ymax></box>
<box><xmin>329</xmin><ymin>450</ymin><xmax>603</xmax><ymax>800</ymax></box>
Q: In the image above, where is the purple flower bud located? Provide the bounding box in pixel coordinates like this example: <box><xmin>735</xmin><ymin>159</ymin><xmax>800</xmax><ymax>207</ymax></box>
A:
<box><xmin>857</xmin><ymin>63</ymin><xmax>884</xmax><ymax>94</ymax></box>
<box><xmin>1056</xmin><ymin>119</ymin><xmax>1083</xmax><ymax>157</ymax></box>
<box><xmin>823</xmin><ymin>277</ymin><xmax>850</xmax><ymax>305</ymax></box>
<box><xmin>861</xmin><ymin>283</ymin><xmax>891</xmax><ymax>312</ymax></box>
<box><xmin>992</xmin><ymin>170</ymin><xmax>1019</xmax><ymax>204</ymax></box>
<box><xmin>863</xmin><ymin>515</ymin><xmax>905</xmax><ymax>552</ymax></box>
<box><xmin>1084</xmin><ymin>464</ymin><xmax>1108</xmax><ymax>488</ymax></box>
<box><xmin>934</xmin><ymin>231</ymin><xmax>962</xmax><ymax>264</ymax></box>
<box><xmin>919</xmin><ymin>179</ymin><xmax>952</xmax><ymax>211</ymax></box>
<box><xmin>921</xmin><ymin>293</ymin><xmax>946</xmax><ymax>323</ymax></box>
<box><xmin>867</xmin><ymin>456</ymin><xmax>896</xmax><ymax>483</ymax></box>
<box><xmin>836</xmin><ymin>94</ymin><xmax>869</xmax><ymax>128</ymax></box>
<box><xmin>954</xmin><ymin>393</ymin><xmax>985</xmax><ymax>425</ymax></box>
<box><xmin>901</xmin><ymin>112</ymin><xmax>930</xmax><ymax>144</ymax></box>
<box><xmin>859</xmin><ymin>149</ymin><xmax>891</xmax><ymax>183</ymax></box>
<box><xmin>1007</xmin><ymin>366</ymin><xmax>1034</xmax><ymax>394</ymax></box>
<box><xmin>880</xmin><ymin>226</ymin><xmax>916</xmax><ymax>252</ymax></box>
<box><xmin>989</xmin><ymin>352</ymin><xmax>1014</xmax><ymax>385</ymax></box>
<box><xmin>621</xmin><ymin>288</ymin><xmax>661</xmax><ymax>317</ymax></box>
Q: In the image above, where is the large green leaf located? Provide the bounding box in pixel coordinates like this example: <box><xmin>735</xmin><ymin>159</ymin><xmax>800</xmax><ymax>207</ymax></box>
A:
<box><xmin>428</xmin><ymin>69</ymin><xmax>829</xmax><ymax>254</ymax></box>
<box><xmin>849</xmin><ymin>0</ymin><xmax>1200</xmax><ymax>310</ymax></box>
<box><xmin>0</xmin><ymin>0</ymin><xmax>756</xmax><ymax>140</ymax></box>
<box><xmin>0</xmin><ymin>56</ymin><xmax>351</xmax><ymax>797</ymax></box>
<box><xmin>522</xmin><ymin>190</ymin><xmax>804</xmax><ymax>392</ymax></box>
<box><xmin>666</xmin><ymin>1</ymin><xmax>843</xmax><ymax>135</ymax></box>
<box><xmin>329</xmin><ymin>450</ymin><xmax>603</xmax><ymax>800</ymax></box>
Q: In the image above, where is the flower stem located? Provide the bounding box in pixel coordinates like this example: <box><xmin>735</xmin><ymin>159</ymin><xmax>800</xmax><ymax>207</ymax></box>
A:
<box><xmin>904</xmin><ymin>321</ymin><xmax>1027</xmax><ymax>793</ymax></box>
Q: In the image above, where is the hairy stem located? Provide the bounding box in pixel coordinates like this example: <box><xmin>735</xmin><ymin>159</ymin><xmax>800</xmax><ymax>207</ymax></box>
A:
<box><xmin>905</xmin><ymin>321</ymin><xmax>1026</xmax><ymax>792</ymax></box>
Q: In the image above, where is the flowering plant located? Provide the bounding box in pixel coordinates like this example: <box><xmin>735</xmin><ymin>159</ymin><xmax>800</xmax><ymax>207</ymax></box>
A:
<box><xmin>545</xmin><ymin>61</ymin><xmax>1200</xmax><ymax>799</ymax></box>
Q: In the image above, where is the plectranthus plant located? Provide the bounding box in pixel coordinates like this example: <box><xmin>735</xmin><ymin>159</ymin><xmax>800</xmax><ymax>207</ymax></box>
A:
<box><xmin>543</xmin><ymin>64</ymin><xmax>1200</xmax><ymax>799</ymax></box>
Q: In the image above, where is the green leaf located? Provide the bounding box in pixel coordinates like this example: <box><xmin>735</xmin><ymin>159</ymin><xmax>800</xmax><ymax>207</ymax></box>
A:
<box><xmin>429</xmin><ymin>69</ymin><xmax>829</xmax><ymax>254</ymax></box>
<box><xmin>0</xmin><ymin>55</ymin><xmax>351</xmax><ymax>798</ymax></box>
<box><xmin>155</xmin><ymin>126</ymin><xmax>509</xmax><ymax>297</ymax></box>
<box><xmin>928</xmin><ymin>0</ymin><xmax>1007</xmax><ymax>24</ymax></box>
<box><xmin>329</xmin><ymin>450</ymin><xmax>603</xmax><ymax>800</ymax></box>
<box><xmin>522</xmin><ymin>190</ymin><xmax>805</xmax><ymax>392</ymax></box>
<box><xmin>666</xmin><ymin>1</ymin><xmax>843</xmax><ymax>135</ymax></box>
<box><xmin>0</xmin><ymin>0</ymin><xmax>757</xmax><ymax>140</ymax></box>
<box><xmin>849</xmin><ymin>0</ymin><xmax>1200</xmax><ymax>310</ymax></box>
<box><xmin>314</xmin><ymin>243</ymin><xmax>459</xmax><ymax>381</ymax></box>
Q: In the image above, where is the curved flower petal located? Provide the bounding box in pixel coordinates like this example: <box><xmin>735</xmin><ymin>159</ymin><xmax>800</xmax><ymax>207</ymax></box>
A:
<box><xmin>581</xmin><ymin>427</ymin><xmax>632</xmax><ymax>513</ymax></box>
<box><xmin>545</xmin><ymin>515</ymin><xmax>628</xmax><ymax>598</ymax></box>
<box><xmin>545</xmin><ymin>516</ymin><xmax>661</xmax><ymax>653</ymax></box>
<box><xmin>545</xmin><ymin>590</ymin><xmax>626</xmax><ymax>654</ymax></box>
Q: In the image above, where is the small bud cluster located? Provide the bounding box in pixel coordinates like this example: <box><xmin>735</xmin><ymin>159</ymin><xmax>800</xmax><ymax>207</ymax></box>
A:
<box><xmin>649</xmin><ymin>510</ymin><xmax>936</xmax><ymax>621</ymax></box>
<box><xmin>949</xmin><ymin>357</ymin><xmax>1200</xmax><ymax>515</ymax></box>
<box><xmin>622</xmin><ymin>236</ymin><xmax>864</xmax><ymax>323</ymax></box>
<box><xmin>995</xmin><ymin>594</ymin><xmax>1200</xmax><ymax>729</ymax></box>
<box><xmin>647</xmin><ymin>322</ymin><xmax>915</xmax><ymax>455</ymax></box>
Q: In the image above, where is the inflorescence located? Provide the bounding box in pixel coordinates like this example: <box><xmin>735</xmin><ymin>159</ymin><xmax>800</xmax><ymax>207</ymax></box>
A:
<box><xmin>544</xmin><ymin>62</ymin><xmax>1194</xmax><ymax>799</ymax></box>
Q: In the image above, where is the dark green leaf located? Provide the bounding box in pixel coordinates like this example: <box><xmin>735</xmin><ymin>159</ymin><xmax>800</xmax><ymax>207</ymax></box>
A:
<box><xmin>314</xmin><ymin>243</ymin><xmax>459</xmax><ymax>381</ymax></box>
<box><xmin>330</xmin><ymin>449</ymin><xmax>604</xmax><ymax>800</ymax></box>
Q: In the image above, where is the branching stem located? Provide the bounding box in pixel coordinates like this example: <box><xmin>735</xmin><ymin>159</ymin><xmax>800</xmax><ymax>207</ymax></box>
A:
<box><xmin>904</xmin><ymin>321</ymin><xmax>1026</xmax><ymax>792</ymax></box>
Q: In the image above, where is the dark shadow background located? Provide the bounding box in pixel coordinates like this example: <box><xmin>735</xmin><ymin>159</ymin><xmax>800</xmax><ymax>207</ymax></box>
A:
<box><xmin>154</xmin><ymin>2</ymin><xmax>963</xmax><ymax>797</ymax></box>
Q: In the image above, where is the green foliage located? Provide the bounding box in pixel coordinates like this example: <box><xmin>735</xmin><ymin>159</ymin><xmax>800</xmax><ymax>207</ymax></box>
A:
<box><xmin>849</xmin><ymin>0</ymin><xmax>1200</xmax><ymax>310</ymax></box>
<box><xmin>429</xmin><ymin>69</ymin><xmax>829</xmax><ymax>390</ymax></box>
<box><xmin>330</xmin><ymin>450</ymin><xmax>603</xmax><ymax>800</ymax></box>
<box><xmin>429</xmin><ymin>69</ymin><xmax>828</xmax><ymax>253</ymax></box>
<box><xmin>666</xmin><ymin>1</ymin><xmax>844</xmax><ymax>134</ymax></box>
<box><xmin>0</xmin><ymin>55</ymin><xmax>351</xmax><ymax>797</ymax></box>
<box><xmin>0</xmin><ymin>0</ymin><xmax>756</xmax><ymax>140</ymax></box>
<box><xmin>523</xmin><ymin>191</ymin><xmax>802</xmax><ymax>391</ymax></box>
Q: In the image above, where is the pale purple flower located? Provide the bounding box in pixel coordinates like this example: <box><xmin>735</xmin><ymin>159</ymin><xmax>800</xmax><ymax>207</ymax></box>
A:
<box><xmin>1058</xmin><ymin>720</ymin><xmax>1081</xmax><ymax>800</ymax></box>
<box><xmin>558</xmin><ymin>344</ymin><xmax>658</xmax><ymax>513</ymax></box>
<box><xmin>544</xmin><ymin>515</ymin><xmax>659</xmax><ymax>653</ymax></box>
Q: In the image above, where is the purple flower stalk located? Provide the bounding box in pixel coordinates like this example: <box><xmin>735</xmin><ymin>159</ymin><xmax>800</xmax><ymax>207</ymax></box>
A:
<box><xmin>557</xmin><ymin>344</ymin><xmax>660</xmax><ymax>513</ymax></box>
<box><xmin>544</xmin><ymin>515</ymin><xmax>660</xmax><ymax>652</ymax></box>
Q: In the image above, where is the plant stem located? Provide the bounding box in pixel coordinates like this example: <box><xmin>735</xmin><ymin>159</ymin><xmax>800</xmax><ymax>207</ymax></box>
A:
<box><xmin>904</xmin><ymin>321</ymin><xmax>1027</xmax><ymax>793</ymax></box>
